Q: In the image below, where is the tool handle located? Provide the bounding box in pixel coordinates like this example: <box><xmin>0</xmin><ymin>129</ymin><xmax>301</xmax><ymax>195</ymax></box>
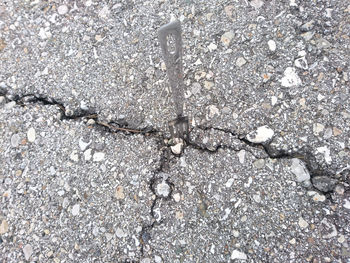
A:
<box><xmin>158</xmin><ymin>20</ymin><xmax>184</xmax><ymax>117</ymax></box>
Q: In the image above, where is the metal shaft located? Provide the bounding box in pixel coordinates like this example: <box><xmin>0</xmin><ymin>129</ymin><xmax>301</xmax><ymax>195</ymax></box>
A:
<box><xmin>158</xmin><ymin>20</ymin><xmax>185</xmax><ymax>117</ymax></box>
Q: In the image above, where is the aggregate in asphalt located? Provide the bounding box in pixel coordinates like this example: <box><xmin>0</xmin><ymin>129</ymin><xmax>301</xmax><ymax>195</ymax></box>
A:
<box><xmin>0</xmin><ymin>0</ymin><xmax>350</xmax><ymax>262</ymax></box>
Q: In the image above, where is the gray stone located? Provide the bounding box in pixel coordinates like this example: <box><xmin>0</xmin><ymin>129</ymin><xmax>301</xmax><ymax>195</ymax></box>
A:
<box><xmin>312</xmin><ymin>176</ymin><xmax>338</xmax><ymax>192</ymax></box>
<box><xmin>11</xmin><ymin>133</ymin><xmax>21</xmax><ymax>147</ymax></box>
<box><xmin>290</xmin><ymin>158</ymin><xmax>310</xmax><ymax>182</ymax></box>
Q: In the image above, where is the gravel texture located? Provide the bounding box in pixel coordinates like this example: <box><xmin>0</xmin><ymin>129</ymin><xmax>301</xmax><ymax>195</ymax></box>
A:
<box><xmin>1</xmin><ymin>0</ymin><xmax>350</xmax><ymax>262</ymax></box>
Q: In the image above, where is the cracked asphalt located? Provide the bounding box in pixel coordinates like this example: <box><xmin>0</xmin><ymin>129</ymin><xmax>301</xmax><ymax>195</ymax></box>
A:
<box><xmin>1</xmin><ymin>0</ymin><xmax>350</xmax><ymax>262</ymax></box>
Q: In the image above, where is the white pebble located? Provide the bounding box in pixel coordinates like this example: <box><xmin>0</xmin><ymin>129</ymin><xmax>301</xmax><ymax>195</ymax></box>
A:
<box><xmin>298</xmin><ymin>217</ymin><xmax>309</xmax><ymax>229</ymax></box>
<box><xmin>290</xmin><ymin>158</ymin><xmax>310</xmax><ymax>182</ymax></box>
<box><xmin>246</xmin><ymin>125</ymin><xmax>274</xmax><ymax>143</ymax></box>
<box><xmin>93</xmin><ymin>152</ymin><xmax>105</xmax><ymax>162</ymax></box>
<box><xmin>27</xmin><ymin>127</ymin><xmax>36</xmax><ymax>142</ymax></box>
<box><xmin>171</xmin><ymin>142</ymin><xmax>183</xmax><ymax>155</ymax></box>
<box><xmin>250</xmin><ymin>0</ymin><xmax>264</xmax><ymax>8</ymax></box>
<box><xmin>271</xmin><ymin>96</ymin><xmax>277</xmax><ymax>106</ymax></box>
<box><xmin>221</xmin><ymin>31</ymin><xmax>234</xmax><ymax>47</ymax></box>
<box><xmin>268</xmin><ymin>40</ymin><xmax>276</xmax><ymax>51</ymax></box>
<box><xmin>154</xmin><ymin>255</ymin><xmax>163</xmax><ymax>263</ymax></box>
<box><xmin>72</xmin><ymin>204</ymin><xmax>80</xmax><ymax>216</ymax></box>
<box><xmin>312</xmin><ymin>193</ymin><xmax>326</xmax><ymax>202</ymax></box>
<box><xmin>156</xmin><ymin>181</ymin><xmax>170</xmax><ymax>198</ymax></box>
<box><xmin>316</xmin><ymin>146</ymin><xmax>332</xmax><ymax>164</ymax></box>
<box><xmin>70</xmin><ymin>150</ymin><xmax>79</xmax><ymax>162</ymax></box>
<box><xmin>173</xmin><ymin>193</ymin><xmax>181</xmax><ymax>202</ymax></box>
<box><xmin>23</xmin><ymin>244</ymin><xmax>33</xmax><ymax>261</ymax></box>
<box><xmin>58</xmin><ymin>5</ymin><xmax>68</xmax><ymax>15</ymax></box>
<box><xmin>253</xmin><ymin>193</ymin><xmax>261</xmax><ymax>203</ymax></box>
<box><xmin>79</xmin><ymin>138</ymin><xmax>91</xmax><ymax>151</ymax></box>
<box><xmin>116</xmin><ymin>228</ymin><xmax>127</xmax><ymax>238</ymax></box>
<box><xmin>236</xmin><ymin>57</ymin><xmax>247</xmax><ymax>67</ymax></box>
<box><xmin>237</xmin><ymin>150</ymin><xmax>245</xmax><ymax>164</ymax></box>
<box><xmin>343</xmin><ymin>199</ymin><xmax>350</xmax><ymax>209</ymax></box>
<box><xmin>84</xmin><ymin>149</ymin><xmax>92</xmax><ymax>161</ymax></box>
<box><xmin>231</xmin><ymin>250</ymin><xmax>247</xmax><ymax>260</ymax></box>
<box><xmin>225</xmin><ymin>178</ymin><xmax>235</xmax><ymax>188</ymax></box>
<box><xmin>207</xmin><ymin>43</ymin><xmax>217</xmax><ymax>52</ymax></box>
<box><xmin>280</xmin><ymin>67</ymin><xmax>302</xmax><ymax>87</ymax></box>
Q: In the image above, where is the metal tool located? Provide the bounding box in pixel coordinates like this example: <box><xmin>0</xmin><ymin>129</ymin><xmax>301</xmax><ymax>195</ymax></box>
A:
<box><xmin>158</xmin><ymin>20</ymin><xmax>189</xmax><ymax>141</ymax></box>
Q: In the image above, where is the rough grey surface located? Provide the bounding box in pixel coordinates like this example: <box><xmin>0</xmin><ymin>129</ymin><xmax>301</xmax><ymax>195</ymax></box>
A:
<box><xmin>1</xmin><ymin>0</ymin><xmax>350</xmax><ymax>262</ymax></box>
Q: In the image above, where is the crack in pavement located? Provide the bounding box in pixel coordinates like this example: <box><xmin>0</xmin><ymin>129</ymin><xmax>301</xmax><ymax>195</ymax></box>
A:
<box><xmin>1</xmin><ymin>90</ymin><xmax>342</xmax><ymax>254</ymax></box>
<box><xmin>3</xmin><ymin>91</ymin><xmax>340</xmax><ymax>193</ymax></box>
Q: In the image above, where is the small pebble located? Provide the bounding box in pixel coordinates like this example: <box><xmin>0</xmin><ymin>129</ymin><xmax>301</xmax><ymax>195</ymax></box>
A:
<box><xmin>116</xmin><ymin>228</ymin><xmax>127</xmax><ymax>238</ymax></box>
<box><xmin>253</xmin><ymin>193</ymin><xmax>261</xmax><ymax>203</ymax></box>
<box><xmin>316</xmin><ymin>146</ymin><xmax>332</xmax><ymax>164</ymax></box>
<box><xmin>154</xmin><ymin>255</ymin><xmax>163</xmax><ymax>263</ymax></box>
<box><xmin>250</xmin><ymin>0</ymin><xmax>264</xmax><ymax>8</ymax></box>
<box><xmin>11</xmin><ymin>133</ymin><xmax>21</xmax><ymax>147</ymax></box>
<box><xmin>93</xmin><ymin>152</ymin><xmax>105</xmax><ymax>162</ymax></box>
<box><xmin>225</xmin><ymin>178</ymin><xmax>234</xmax><ymax>188</ymax></box>
<box><xmin>333</xmin><ymin>127</ymin><xmax>342</xmax><ymax>136</ymax></box>
<box><xmin>280</xmin><ymin>67</ymin><xmax>301</xmax><ymax>87</ymax></box>
<box><xmin>204</xmin><ymin>81</ymin><xmax>214</xmax><ymax>90</ymax></box>
<box><xmin>237</xmin><ymin>150</ymin><xmax>245</xmax><ymax>164</ymax></box>
<box><xmin>338</xmin><ymin>235</ymin><xmax>345</xmax><ymax>243</ymax></box>
<box><xmin>267</xmin><ymin>40</ymin><xmax>276</xmax><ymax>51</ymax></box>
<box><xmin>271</xmin><ymin>96</ymin><xmax>277</xmax><ymax>106</ymax></box>
<box><xmin>79</xmin><ymin>138</ymin><xmax>91</xmax><ymax>151</ymax></box>
<box><xmin>294</xmin><ymin>57</ymin><xmax>308</xmax><ymax>70</ymax></box>
<box><xmin>253</xmin><ymin>159</ymin><xmax>265</xmax><ymax>169</ymax></box>
<box><xmin>27</xmin><ymin>127</ymin><xmax>36</xmax><ymax>142</ymax></box>
<box><xmin>312</xmin><ymin>176</ymin><xmax>337</xmax><ymax>192</ymax></box>
<box><xmin>115</xmin><ymin>185</ymin><xmax>125</xmax><ymax>200</ymax></box>
<box><xmin>236</xmin><ymin>57</ymin><xmax>247</xmax><ymax>67</ymax></box>
<box><xmin>298</xmin><ymin>217</ymin><xmax>309</xmax><ymax>229</ymax></box>
<box><xmin>173</xmin><ymin>193</ymin><xmax>181</xmax><ymax>202</ymax></box>
<box><xmin>171</xmin><ymin>142</ymin><xmax>183</xmax><ymax>155</ymax></box>
<box><xmin>246</xmin><ymin>125</ymin><xmax>274</xmax><ymax>143</ymax></box>
<box><xmin>58</xmin><ymin>5</ymin><xmax>68</xmax><ymax>15</ymax></box>
<box><xmin>207</xmin><ymin>43</ymin><xmax>217</xmax><ymax>52</ymax></box>
<box><xmin>208</xmin><ymin>105</ymin><xmax>220</xmax><ymax>118</ymax></box>
<box><xmin>231</xmin><ymin>250</ymin><xmax>247</xmax><ymax>260</ymax></box>
<box><xmin>290</xmin><ymin>158</ymin><xmax>310</xmax><ymax>182</ymax></box>
<box><xmin>221</xmin><ymin>31</ymin><xmax>234</xmax><ymax>47</ymax></box>
<box><xmin>300</xmin><ymin>20</ymin><xmax>314</xmax><ymax>32</ymax></box>
<box><xmin>0</xmin><ymin>220</ymin><xmax>9</xmax><ymax>234</ymax></box>
<box><xmin>313</xmin><ymin>123</ymin><xmax>324</xmax><ymax>136</ymax></box>
<box><xmin>84</xmin><ymin>149</ymin><xmax>92</xmax><ymax>161</ymax></box>
<box><xmin>156</xmin><ymin>180</ymin><xmax>170</xmax><ymax>198</ymax></box>
<box><xmin>72</xmin><ymin>204</ymin><xmax>80</xmax><ymax>216</ymax></box>
<box><xmin>70</xmin><ymin>150</ymin><xmax>79</xmax><ymax>162</ymax></box>
<box><xmin>23</xmin><ymin>244</ymin><xmax>33</xmax><ymax>261</ymax></box>
<box><xmin>175</xmin><ymin>211</ymin><xmax>184</xmax><ymax>220</ymax></box>
<box><xmin>343</xmin><ymin>199</ymin><xmax>350</xmax><ymax>209</ymax></box>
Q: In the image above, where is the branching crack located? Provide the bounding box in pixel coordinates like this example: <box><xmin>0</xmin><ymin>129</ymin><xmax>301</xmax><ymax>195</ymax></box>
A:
<box><xmin>2</xmin><ymin>91</ymin><xmax>341</xmax><ymax>212</ymax></box>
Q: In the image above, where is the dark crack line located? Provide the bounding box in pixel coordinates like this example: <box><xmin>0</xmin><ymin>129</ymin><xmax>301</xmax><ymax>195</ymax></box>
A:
<box><xmin>2</xmin><ymin>92</ymin><xmax>340</xmax><ymax>198</ymax></box>
<box><xmin>191</xmin><ymin>125</ymin><xmax>340</xmax><ymax>196</ymax></box>
<box><xmin>5</xmin><ymin>92</ymin><xmax>161</xmax><ymax>136</ymax></box>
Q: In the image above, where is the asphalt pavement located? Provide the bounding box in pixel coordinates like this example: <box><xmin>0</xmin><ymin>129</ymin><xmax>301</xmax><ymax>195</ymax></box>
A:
<box><xmin>1</xmin><ymin>0</ymin><xmax>349</xmax><ymax>262</ymax></box>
